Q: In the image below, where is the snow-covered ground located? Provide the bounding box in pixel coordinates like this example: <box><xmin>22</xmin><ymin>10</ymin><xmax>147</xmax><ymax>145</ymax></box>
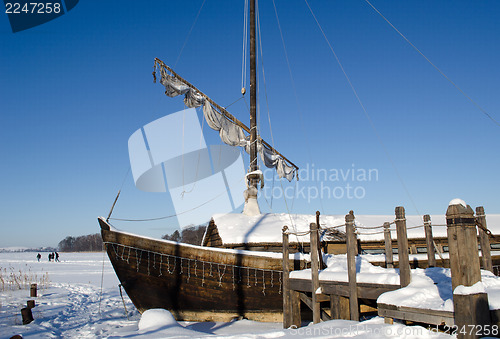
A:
<box><xmin>0</xmin><ymin>252</ymin><xmax>458</xmax><ymax>338</ymax></box>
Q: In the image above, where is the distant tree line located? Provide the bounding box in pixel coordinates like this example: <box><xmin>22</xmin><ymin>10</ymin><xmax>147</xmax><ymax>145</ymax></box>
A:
<box><xmin>58</xmin><ymin>233</ymin><xmax>103</xmax><ymax>252</ymax></box>
<box><xmin>0</xmin><ymin>247</ymin><xmax>57</xmax><ymax>253</ymax></box>
<box><xmin>162</xmin><ymin>225</ymin><xmax>207</xmax><ymax>246</ymax></box>
<box><xmin>56</xmin><ymin>225</ymin><xmax>207</xmax><ymax>252</ymax></box>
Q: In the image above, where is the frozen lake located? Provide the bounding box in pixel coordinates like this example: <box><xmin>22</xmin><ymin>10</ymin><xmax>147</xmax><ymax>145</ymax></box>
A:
<box><xmin>0</xmin><ymin>251</ymin><xmax>454</xmax><ymax>338</ymax></box>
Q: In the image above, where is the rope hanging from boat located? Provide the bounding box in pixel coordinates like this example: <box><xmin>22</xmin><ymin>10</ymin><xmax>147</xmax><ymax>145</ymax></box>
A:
<box><xmin>104</xmin><ymin>241</ymin><xmax>283</xmax><ymax>296</ymax></box>
<box><xmin>98</xmin><ymin>250</ymin><xmax>106</xmax><ymax>317</ymax></box>
<box><xmin>118</xmin><ymin>284</ymin><xmax>130</xmax><ymax>320</ymax></box>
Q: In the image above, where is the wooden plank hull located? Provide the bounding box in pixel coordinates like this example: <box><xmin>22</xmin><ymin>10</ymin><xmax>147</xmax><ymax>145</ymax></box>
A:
<box><xmin>99</xmin><ymin>217</ymin><xmax>297</xmax><ymax>322</ymax></box>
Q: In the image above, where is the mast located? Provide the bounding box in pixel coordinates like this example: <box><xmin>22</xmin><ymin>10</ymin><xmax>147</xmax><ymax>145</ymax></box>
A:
<box><xmin>249</xmin><ymin>0</ymin><xmax>258</xmax><ymax>179</ymax></box>
<box><xmin>153</xmin><ymin>0</ymin><xmax>299</xmax><ymax>217</ymax></box>
<box><xmin>243</xmin><ymin>0</ymin><xmax>261</xmax><ymax>215</ymax></box>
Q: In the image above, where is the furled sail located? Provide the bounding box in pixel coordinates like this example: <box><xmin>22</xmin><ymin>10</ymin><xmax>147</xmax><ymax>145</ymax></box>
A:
<box><xmin>154</xmin><ymin>58</ymin><xmax>298</xmax><ymax>181</ymax></box>
<box><xmin>202</xmin><ymin>101</ymin><xmax>247</xmax><ymax>147</ymax></box>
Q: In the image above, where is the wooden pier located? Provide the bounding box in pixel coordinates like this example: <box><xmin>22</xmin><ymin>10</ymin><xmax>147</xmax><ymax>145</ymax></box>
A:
<box><xmin>282</xmin><ymin>213</ymin><xmax>401</xmax><ymax>327</ymax></box>
<box><xmin>282</xmin><ymin>203</ymin><xmax>499</xmax><ymax>339</ymax></box>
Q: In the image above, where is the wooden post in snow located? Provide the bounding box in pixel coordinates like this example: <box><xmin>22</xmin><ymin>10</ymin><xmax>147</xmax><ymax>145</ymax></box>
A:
<box><xmin>424</xmin><ymin>215</ymin><xmax>436</xmax><ymax>268</ymax></box>
<box><xmin>21</xmin><ymin>307</ymin><xmax>34</xmax><ymax>325</ymax></box>
<box><xmin>316</xmin><ymin>211</ymin><xmax>326</xmax><ymax>269</ymax></box>
<box><xmin>447</xmin><ymin>200</ymin><xmax>491</xmax><ymax>339</ymax></box>
<box><xmin>290</xmin><ymin>287</ymin><xmax>301</xmax><ymax>327</ymax></box>
<box><xmin>476</xmin><ymin>206</ymin><xmax>493</xmax><ymax>273</ymax></box>
<box><xmin>383</xmin><ymin>222</ymin><xmax>394</xmax><ymax>269</ymax></box>
<box><xmin>310</xmin><ymin>222</ymin><xmax>321</xmax><ymax>324</ymax></box>
<box><xmin>345</xmin><ymin>211</ymin><xmax>359</xmax><ymax>321</ymax></box>
<box><xmin>395</xmin><ymin>206</ymin><xmax>411</xmax><ymax>287</ymax></box>
<box><xmin>30</xmin><ymin>283</ymin><xmax>37</xmax><ymax>298</ymax></box>
<box><xmin>282</xmin><ymin>226</ymin><xmax>291</xmax><ymax>328</ymax></box>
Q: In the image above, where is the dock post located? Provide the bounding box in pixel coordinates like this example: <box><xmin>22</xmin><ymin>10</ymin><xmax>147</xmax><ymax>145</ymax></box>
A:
<box><xmin>316</xmin><ymin>211</ymin><xmax>326</xmax><ymax>269</ymax></box>
<box><xmin>290</xmin><ymin>289</ymin><xmax>301</xmax><ymax>327</ymax></box>
<box><xmin>424</xmin><ymin>215</ymin><xmax>436</xmax><ymax>267</ymax></box>
<box><xmin>447</xmin><ymin>200</ymin><xmax>490</xmax><ymax>339</ymax></box>
<box><xmin>346</xmin><ymin>211</ymin><xmax>359</xmax><ymax>321</ymax></box>
<box><xmin>30</xmin><ymin>283</ymin><xmax>37</xmax><ymax>298</ymax></box>
<box><xmin>330</xmin><ymin>295</ymin><xmax>350</xmax><ymax>320</ymax></box>
<box><xmin>476</xmin><ymin>206</ymin><xmax>493</xmax><ymax>273</ymax></box>
<box><xmin>383</xmin><ymin>222</ymin><xmax>393</xmax><ymax>268</ymax></box>
<box><xmin>21</xmin><ymin>307</ymin><xmax>34</xmax><ymax>325</ymax></box>
<box><xmin>395</xmin><ymin>206</ymin><xmax>411</xmax><ymax>287</ymax></box>
<box><xmin>282</xmin><ymin>226</ymin><xmax>291</xmax><ymax>328</ymax></box>
<box><xmin>310</xmin><ymin>222</ymin><xmax>321</xmax><ymax>324</ymax></box>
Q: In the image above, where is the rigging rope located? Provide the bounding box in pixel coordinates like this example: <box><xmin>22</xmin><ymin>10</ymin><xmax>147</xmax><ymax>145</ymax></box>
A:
<box><xmin>109</xmin><ymin>174</ymin><xmax>246</xmax><ymax>222</ymax></box>
<box><xmin>304</xmin><ymin>0</ymin><xmax>421</xmax><ymax>217</ymax></box>
<box><xmin>272</xmin><ymin>0</ymin><xmax>326</xmax><ymax>215</ymax></box>
<box><xmin>364</xmin><ymin>0</ymin><xmax>500</xmax><ymax>128</ymax></box>
<box><xmin>174</xmin><ymin>0</ymin><xmax>206</xmax><ymax>69</ymax></box>
<box><xmin>118</xmin><ymin>284</ymin><xmax>130</xmax><ymax>320</ymax></box>
<box><xmin>355</xmin><ymin>224</ymin><xmax>387</xmax><ymax>230</ymax></box>
<box><xmin>246</xmin><ymin>1</ymin><xmax>302</xmax><ymax>248</ymax></box>
<box><xmin>356</xmin><ymin>230</ymin><xmax>387</xmax><ymax>235</ymax></box>
<box><xmin>98</xmin><ymin>249</ymin><xmax>106</xmax><ymax>317</ymax></box>
<box><xmin>257</xmin><ymin>3</ymin><xmax>278</xmax><ymax>212</ymax></box>
<box><xmin>224</xmin><ymin>96</ymin><xmax>245</xmax><ymax>110</ymax></box>
<box><xmin>180</xmin><ymin>106</ymin><xmax>206</xmax><ymax>197</ymax></box>
<box><xmin>241</xmin><ymin>0</ymin><xmax>249</xmax><ymax>90</ymax></box>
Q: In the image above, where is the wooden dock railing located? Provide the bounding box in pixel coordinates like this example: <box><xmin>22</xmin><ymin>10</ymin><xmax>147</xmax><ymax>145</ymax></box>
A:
<box><xmin>282</xmin><ymin>202</ymin><xmax>497</xmax><ymax>332</ymax></box>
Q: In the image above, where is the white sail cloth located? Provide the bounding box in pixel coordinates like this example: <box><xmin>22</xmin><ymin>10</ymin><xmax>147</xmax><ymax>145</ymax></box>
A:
<box><xmin>160</xmin><ymin>69</ymin><xmax>189</xmax><ymax>97</ymax></box>
<box><xmin>260</xmin><ymin>146</ymin><xmax>295</xmax><ymax>181</ymax></box>
<box><xmin>160</xmin><ymin>71</ymin><xmax>296</xmax><ymax>181</ymax></box>
<box><xmin>202</xmin><ymin>101</ymin><xmax>247</xmax><ymax>147</ymax></box>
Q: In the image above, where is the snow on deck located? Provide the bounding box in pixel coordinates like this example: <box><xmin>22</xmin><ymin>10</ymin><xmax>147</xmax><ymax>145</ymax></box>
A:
<box><xmin>212</xmin><ymin>213</ymin><xmax>344</xmax><ymax>244</ymax></box>
<box><xmin>378</xmin><ymin>268</ymin><xmax>500</xmax><ymax>311</ymax></box>
<box><xmin>290</xmin><ymin>254</ymin><xmax>400</xmax><ymax>285</ymax></box>
<box><xmin>212</xmin><ymin>213</ymin><xmax>500</xmax><ymax>244</ymax></box>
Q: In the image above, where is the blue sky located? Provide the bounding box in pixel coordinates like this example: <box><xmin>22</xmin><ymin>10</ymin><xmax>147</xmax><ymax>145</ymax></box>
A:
<box><xmin>1</xmin><ymin>1</ymin><xmax>499</xmax><ymax>248</ymax></box>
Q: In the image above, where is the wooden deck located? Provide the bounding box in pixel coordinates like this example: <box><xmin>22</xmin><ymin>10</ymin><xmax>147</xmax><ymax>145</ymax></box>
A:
<box><xmin>290</xmin><ymin>278</ymin><xmax>398</xmax><ymax>300</ymax></box>
<box><xmin>378</xmin><ymin>303</ymin><xmax>500</xmax><ymax>328</ymax></box>
<box><xmin>378</xmin><ymin>303</ymin><xmax>455</xmax><ymax>326</ymax></box>
<box><xmin>288</xmin><ymin>277</ymin><xmax>399</xmax><ymax>323</ymax></box>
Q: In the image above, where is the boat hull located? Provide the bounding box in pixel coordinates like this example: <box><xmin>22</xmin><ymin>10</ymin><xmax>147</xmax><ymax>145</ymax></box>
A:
<box><xmin>99</xmin><ymin>217</ymin><xmax>300</xmax><ymax>321</ymax></box>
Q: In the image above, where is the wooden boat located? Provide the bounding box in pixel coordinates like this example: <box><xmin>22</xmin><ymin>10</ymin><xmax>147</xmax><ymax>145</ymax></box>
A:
<box><xmin>99</xmin><ymin>0</ymin><xmax>304</xmax><ymax>322</ymax></box>
<box><xmin>99</xmin><ymin>217</ymin><xmax>305</xmax><ymax>322</ymax></box>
